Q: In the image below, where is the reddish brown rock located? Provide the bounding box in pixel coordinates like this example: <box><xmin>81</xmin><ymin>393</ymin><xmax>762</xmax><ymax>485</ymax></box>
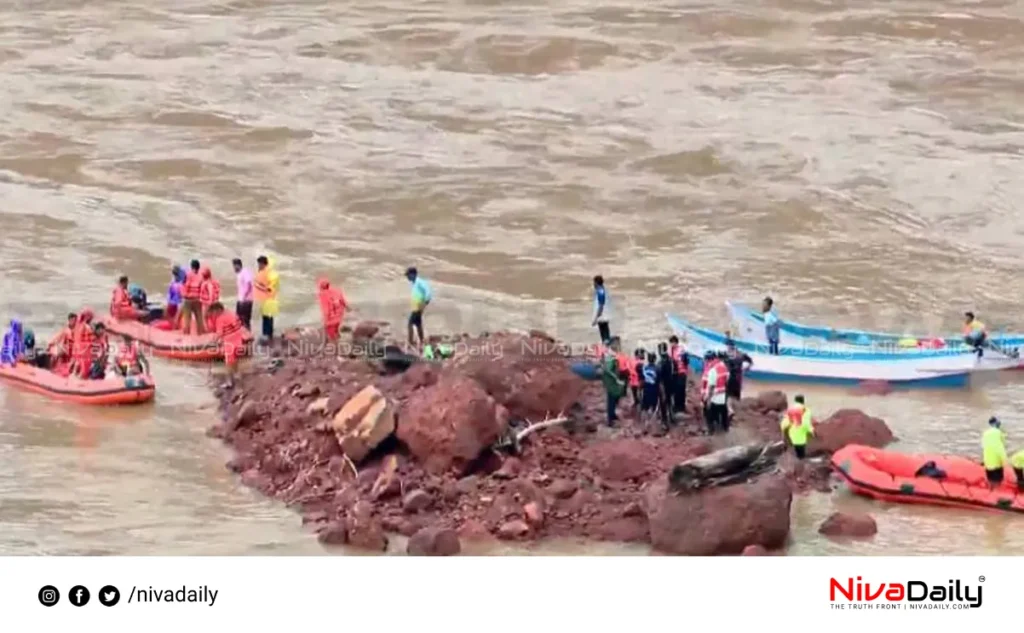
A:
<box><xmin>493</xmin><ymin>457</ymin><xmax>522</xmax><ymax>480</ymax></box>
<box><xmin>747</xmin><ymin>391</ymin><xmax>788</xmax><ymax>413</ymax></box>
<box><xmin>352</xmin><ymin>322</ymin><xmax>380</xmax><ymax>340</ymax></box>
<box><xmin>345</xmin><ymin>502</ymin><xmax>388</xmax><ymax>551</ymax></box>
<box><xmin>645</xmin><ymin>476</ymin><xmax>792</xmax><ymax>555</ymax></box>
<box><xmin>317</xmin><ymin>522</ymin><xmax>348</xmax><ymax>546</ymax></box>
<box><xmin>458</xmin><ymin>520</ymin><xmax>493</xmax><ymax>541</ymax></box>
<box><xmin>402</xmin><ymin>489</ymin><xmax>433</xmax><ymax>514</ymax></box>
<box><xmin>742</xmin><ymin>544</ymin><xmax>768</xmax><ymax>556</ymax></box>
<box><xmin>396</xmin><ymin>374</ymin><xmax>508</xmax><ymax>474</ymax></box>
<box><xmin>370</xmin><ymin>455</ymin><xmax>402</xmax><ymax>500</ymax></box>
<box><xmin>547</xmin><ymin>478</ymin><xmax>579</xmax><ymax>499</ymax></box>
<box><xmin>407</xmin><ymin>526</ymin><xmax>461</xmax><ymax>556</ymax></box>
<box><xmin>809</xmin><ymin>409</ymin><xmax>894</xmax><ymax>456</ymax></box>
<box><xmin>332</xmin><ymin>385</ymin><xmax>396</xmax><ymax>463</ymax></box>
<box><xmin>230</xmin><ymin>401</ymin><xmax>260</xmax><ymax>430</ymax></box>
<box><xmin>497</xmin><ymin>520</ymin><xmax>530</xmax><ymax>540</ymax></box>
<box><xmin>818</xmin><ymin>512</ymin><xmax>878</xmax><ymax>539</ymax></box>
<box><xmin>523</xmin><ymin>501</ymin><xmax>544</xmax><ymax>526</ymax></box>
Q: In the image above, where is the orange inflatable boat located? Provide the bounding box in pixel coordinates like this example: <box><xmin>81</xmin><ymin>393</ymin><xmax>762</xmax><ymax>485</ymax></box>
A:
<box><xmin>832</xmin><ymin>444</ymin><xmax>1024</xmax><ymax>513</ymax></box>
<box><xmin>0</xmin><ymin>363</ymin><xmax>155</xmax><ymax>405</ymax></box>
<box><xmin>102</xmin><ymin>317</ymin><xmax>224</xmax><ymax>361</ymax></box>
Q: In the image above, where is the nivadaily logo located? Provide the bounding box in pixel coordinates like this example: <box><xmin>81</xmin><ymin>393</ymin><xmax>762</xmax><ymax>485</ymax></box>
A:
<box><xmin>830</xmin><ymin>576</ymin><xmax>984</xmax><ymax>610</ymax></box>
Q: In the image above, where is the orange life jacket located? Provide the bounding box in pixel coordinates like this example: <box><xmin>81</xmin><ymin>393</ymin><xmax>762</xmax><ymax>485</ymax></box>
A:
<box><xmin>199</xmin><ymin>278</ymin><xmax>221</xmax><ymax>306</ymax></box>
<box><xmin>110</xmin><ymin>286</ymin><xmax>133</xmax><ymax>318</ymax></box>
<box><xmin>215</xmin><ymin>312</ymin><xmax>245</xmax><ymax>344</ymax></box>
<box><xmin>710</xmin><ymin>359</ymin><xmax>728</xmax><ymax>393</ymax></box>
<box><xmin>670</xmin><ymin>343</ymin><xmax>687</xmax><ymax>375</ymax></box>
<box><xmin>785</xmin><ymin>404</ymin><xmax>807</xmax><ymax>427</ymax></box>
<box><xmin>116</xmin><ymin>341</ymin><xmax>139</xmax><ymax>367</ymax></box>
<box><xmin>318</xmin><ymin>285</ymin><xmax>347</xmax><ymax>325</ymax></box>
<box><xmin>182</xmin><ymin>271</ymin><xmax>203</xmax><ymax>300</ymax></box>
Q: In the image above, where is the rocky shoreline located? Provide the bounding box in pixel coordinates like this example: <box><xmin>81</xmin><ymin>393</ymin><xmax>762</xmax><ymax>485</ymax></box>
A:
<box><xmin>207</xmin><ymin>325</ymin><xmax>895</xmax><ymax>555</ymax></box>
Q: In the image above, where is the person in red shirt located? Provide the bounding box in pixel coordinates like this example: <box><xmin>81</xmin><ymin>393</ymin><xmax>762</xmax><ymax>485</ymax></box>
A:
<box><xmin>70</xmin><ymin>309</ymin><xmax>95</xmax><ymax>379</ymax></box>
<box><xmin>110</xmin><ymin>276</ymin><xmax>146</xmax><ymax>320</ymax></box>
<box><xmin>198</xmin><ymin>265</ymin><xmax>221</xmax><ymax>331</ymax></box>
<box><xmin>88</xmin><ymin>322</ymin><xmax>111</xmax><ymax>379</ymax></box>
<box><xmin>206</xmin><ymin>301</ymin><xmax>250</xmax><ymax>387</ymax></box>
<box><xmin>115</xmin><ymin>334</ymin><xmax>149</xmax><ymax>377</ymax></box>
<box><xmin>47</xmin><ymin>312</ymin><xmax>78</xmax><ymax>374</ymax></box>
<box><xmin>317</xmin><ymin>278</ymin><xmax>348</xmax><ymax>342</ymax></box>
<box><xmin>178</xmin><ymin>259</ymin><xmax>205</xmax><ymax>334</ymax></box>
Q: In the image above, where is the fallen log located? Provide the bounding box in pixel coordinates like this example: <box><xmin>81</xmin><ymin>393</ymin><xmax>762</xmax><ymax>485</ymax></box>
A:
<box><xmin>493</xmin><ymin>414</ymin><xmax>569</xmax><ymax>454</ymax></box>
<box><xmin>669</xmin><ymin>441</ymin><xmax>785</xmax><ymax>492</ymax></box>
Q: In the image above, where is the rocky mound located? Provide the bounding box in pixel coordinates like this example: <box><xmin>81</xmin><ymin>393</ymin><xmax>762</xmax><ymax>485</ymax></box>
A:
<box><xmin>208</xmin><ymin>325</ymin><xmax>895</xmax><ymax>555</ymax></box>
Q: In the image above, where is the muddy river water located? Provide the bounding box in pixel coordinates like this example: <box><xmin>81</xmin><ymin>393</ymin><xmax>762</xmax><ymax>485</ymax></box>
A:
<box><xmin>1</xmin><ymin>0</ymin><xmax>1023</xmax><ymax>554</ymax></box>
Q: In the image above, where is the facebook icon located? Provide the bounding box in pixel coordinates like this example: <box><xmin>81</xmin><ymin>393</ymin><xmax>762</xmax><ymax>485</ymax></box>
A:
<box><xmin>69</xmin><ymin>585</ymin><xmax>90</xmax><ymax>606</ymax></box>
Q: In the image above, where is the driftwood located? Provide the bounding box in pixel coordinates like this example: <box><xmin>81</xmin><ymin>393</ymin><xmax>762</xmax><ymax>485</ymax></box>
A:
<box><xmin>493</xmin><ymin>415</ymin><xmax>570</xmax><ymax>454</ymax></box>
<box><xmin>669</xmin><ymin>441</ymin><xmax>785</xmax><ymax>492</ymax></box>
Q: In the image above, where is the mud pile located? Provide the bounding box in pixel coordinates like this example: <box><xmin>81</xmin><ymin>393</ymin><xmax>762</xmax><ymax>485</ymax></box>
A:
<box><xmin>208</xmin><ymin>326</ymin><xmax>893</xmax><ymax>555</ymax></box>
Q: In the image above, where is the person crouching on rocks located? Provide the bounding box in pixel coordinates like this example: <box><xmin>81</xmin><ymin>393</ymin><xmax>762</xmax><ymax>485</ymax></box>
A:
<box><xmin>600</xmin><ymin>337</ymin><xmax>626</xmax><ymax>427</ymax></box>
<box><xmin>206</xmin><ymin>301</ymin><xmax>250</xmax><ymax>388</ymax></box>
<box><xmin>780</xmin><ymin>395</ymin><xmax>814</xmax><ymax>459</ymax></box>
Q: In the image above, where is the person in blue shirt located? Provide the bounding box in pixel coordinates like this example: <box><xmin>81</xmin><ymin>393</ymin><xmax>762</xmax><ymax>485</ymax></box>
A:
<box><xmin>762</xmin><ymin>296</ymin><xmax>780</xmax><ymax>355</ymax></box>
<box><xmin>406</xmin><ymin>266</ymin><xmax>432</xmax><ymax>349</ymax></box>
<box><xmin>1</xmin><ymin>319</ymin><xmax>25</xmax><ymax>366</ymax></box>
<box><xmin>640</xmin><ymin>351</ymin><xmax>660</xmax><ymax>426</ymax></box>
<box><xmin>591</xmin><ymin>275</ymin><xmax>611</xmax><ymax>344</ymax></box>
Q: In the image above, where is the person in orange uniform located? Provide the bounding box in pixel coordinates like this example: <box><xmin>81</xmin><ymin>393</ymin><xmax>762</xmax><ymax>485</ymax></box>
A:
<box><xmin>179</xmin><ymin>259</ymin><xmax>205</xmax><ymax>334</ymax></box>
<box><xmin>115</xmin><ymin>334</ymin><xmax>149</xmax><ymax>377</ymax></box>
<box><xmin>47</xmin><ymin>312</ymin><xmax>78</xmax><ymax>374</ymax></box>
<box><xmin>317</xmin><ymin>278</ymin><xmax>348</xmax><ymax>342</ymax></box>
<box><xmin>198</xmin><ymin>265</ymin><xmax>221</xmax><ymax>331</ymax></box>
<box><xmin>622</xmin><ymin>348</ymin><xmax>642</xmax><ymax>411</ymax></box>
<box><xmin>70</xmin><ymin>309</ymin><xmax>96</xmax><ymax>379</ymax></box>
<box><xmin>110</xmin><ymin>276</ymin><xmax>147</xmax><ymax>320</ymax></box>
<box><xmin>206</xmin><ymin>301</ymin><xmax>249</xmax><ymax>387</ymax></box>
<box><xmin>88</xmin><ymin>322</ymin><xmax>111</xmax><ymax>379</ymax></box>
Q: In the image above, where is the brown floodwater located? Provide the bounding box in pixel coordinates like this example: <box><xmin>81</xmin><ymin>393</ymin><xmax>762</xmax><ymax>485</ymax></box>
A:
<box><xmin>1</xmin><ymin>0</ymin><xmax>1023</xmax><ymax>555</ymax></box>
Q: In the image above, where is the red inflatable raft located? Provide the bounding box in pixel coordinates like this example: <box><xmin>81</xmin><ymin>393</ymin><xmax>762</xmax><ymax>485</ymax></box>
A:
<box><xmin>832</xmin><ymin>444</ymin><xmax>1024</xmax><ymax>513</ymax></box>
<box><xmin>0</xmin><ymin>363</ymin><xmax>155</xmax><ymax>405</ymax></box>
<box><xmin>102</xmin><ymin>317</ymin><xmax>224</xmax><ymax>361</ymax></box>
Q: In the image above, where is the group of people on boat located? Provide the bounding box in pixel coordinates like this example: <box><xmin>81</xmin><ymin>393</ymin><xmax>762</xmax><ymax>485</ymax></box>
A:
<box><xmin>0</xmin><ymin>312</ymin><xmax>148</xmax><ymax>380</ymax></box>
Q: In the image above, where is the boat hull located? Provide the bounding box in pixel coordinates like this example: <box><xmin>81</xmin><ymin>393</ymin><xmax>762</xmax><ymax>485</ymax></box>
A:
<box><xmin>0</xmin><ymin>363</ymin><xmax>155</xmax><ymax>405</ymax></box>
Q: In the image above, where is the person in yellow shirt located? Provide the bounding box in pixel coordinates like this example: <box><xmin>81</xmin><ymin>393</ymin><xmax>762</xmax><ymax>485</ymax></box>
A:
<box><xmin>1012</xmin><ymin>449</ymin><xmax>1024</xmax><ymax>492</ymax></box>
<box><xmin>253</xmin><ymin>255</ymin><xmax>280</xmax><ymax>342</ymax></box>
<box><xmin>982</xmin><ymin>416</ymin><xmax>1008</xmax><ymax>488</ymax></box>
<box><xmin>963</xmin><ymin>311</ymin><xmax>988</xmax><ymax>357</ymax></box>
<box><xmin>780</xmin><ymin>394</ymin><xmax>814</xmax><ymax>459</ymax></box>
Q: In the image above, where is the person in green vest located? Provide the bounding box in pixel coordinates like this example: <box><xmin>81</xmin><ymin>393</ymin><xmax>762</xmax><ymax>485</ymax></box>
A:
<box><xmin>601</xmin><ymin>337</ymin><xmax>625</xmax><ymax>427</ymax></box>
<box><xmin>422</xmin><ymin>343</ymin><xmax>453</xmax><ymax>360</ymax></box>
<box><xmin>780</xmin><ymin>394</ymin><xmax>814</xmax><ymax>458</ymax></box>
<box><xmin>982</xmin><ymin>417</ymin><xmax>1009</xmax><ymax>488</ymax></box>
<box><xmin>1012</xmin><ymin>449</ymin><xmax>1024</xmax><ymax>492</ymax></box>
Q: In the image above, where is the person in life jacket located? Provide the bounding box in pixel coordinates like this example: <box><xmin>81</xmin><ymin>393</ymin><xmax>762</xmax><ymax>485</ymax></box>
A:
<box><xmin>668</xmin><ymin>335</ymin><xmax>688</xmax><ymax>414</ymax></box>
<box><xmin>780</xmin><ymin>394</ymin><xmax>814</xmax><ymax>459</ymax></box>
<box><xmin>198</xmin><ymin>265</ymin><xmax>221</xmax><ymax>331</ymax></box>
<box><xmin>982</xmin><ymin>416</ymin><xmax>1009</xmax><ymax>488</ymax></box>
<box><xmin>1011</xmin><ymin>449</ymin><xmax>1024</xmax><ymax>492</ymax></box>
<box><xmin>179</xmin><ymin>259</ymin><xmax>205</xmax><ymax>334</ymax></box>
<box><xmin>87</xmin><ymin>322</ymin><xmax>111</xmax><ymax>379</ymax></box>
<box><xmin>47</xmin><ymin>312</ymin><xmax>78</xmax><ymax>373</ymax></box>
<box><xmin>317</xmin><ymin>278</ymin><xmax>348</xmax><ymax>342</ymax></box>
<box><xmin>625</xmin><ymin>348</ymin><xmax>643</xmax><ymax>411</ymax></box>
<box><xmin>115</xmin><ymin>334</ymin><xmax>149</xmax><ymax>377</ymax></box>
<box><xmin>701</xmin><ymin>351</ymin><xmax>730</xmax><ymax>435</ymax></box>
<box><xmin>110</xmin><ymin>276</ymin><xmax>147</xmax><ymax>321</ymax></box>
<box><xmin>70</xmin><ymin>309</ymin><xmax>96</xmax><ymax>379</ymax></box>
<box><xmin>206</xmin><ymin>301</ymin><xmax>250</xmax><ymax>387</ymax></box>
<box><xmin>600</xmin><ymin>336</ymin><xmax>626</xmax><ymax>427</ymax></box>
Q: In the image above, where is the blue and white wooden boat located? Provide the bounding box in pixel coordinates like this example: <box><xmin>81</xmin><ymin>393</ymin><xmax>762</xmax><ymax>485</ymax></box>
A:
<box><xmin>666</xmin><ymin>314</ymin><xmax>1014</xmax><ymax>388</ymax></box>
<box><xmin>726</xmin><ymin>301</ymin><xmax>1024</xmax><ymax>356</ymax></box>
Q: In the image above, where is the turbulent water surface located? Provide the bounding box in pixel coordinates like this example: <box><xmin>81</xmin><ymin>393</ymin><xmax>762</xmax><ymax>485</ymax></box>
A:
<box><xmin>1</xmin><ymin>0</ymin><xmax>1023</xmax><ymax>554</ymax></box>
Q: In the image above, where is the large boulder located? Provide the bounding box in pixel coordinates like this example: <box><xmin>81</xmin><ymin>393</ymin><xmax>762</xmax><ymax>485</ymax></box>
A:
<box><xmin>331</xmin><ymin>385</ymin><xmax>396</xmax><ymax>463</ymax></box>
<box><xmin>818</xmin><ymin>512</ymin><xmax>877</xmax><ymax>539</ymax></box>
<box><xmin>644</xmin><ymin>476</ymin><xmax>792</xmax><ymax>555</ymax></box>
<box><xmin>809</xmin><ymin>409</ymin><xmax>893</xmax><ymax>456</ymax></box>
<box><xmin>396</xmin><ymin>374</ymin><xmax>509</xmax><ymax>474</ymax></box>
<box><xmin>407</xmin><ymin>526</ymin><xmax>461</xmax><ymax>556</ymax></box>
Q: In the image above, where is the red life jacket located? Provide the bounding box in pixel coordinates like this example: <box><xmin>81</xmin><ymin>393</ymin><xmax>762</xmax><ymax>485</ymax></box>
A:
<box><xmin>670</xmin><ymin>344</ymin><xmax>687</xmax><ymax>375</ymax></box>
<box><xmin>214</xmin><ymin>312</ymin><xmax>245</xmax><ymax>344</ymax></box>
<box><xmin>710</xmin><ymin>359</ymin><xmax>728</xmax><ymax>393</ymax></box>
<box><xmin>110</xmin><ymin>286</ymin><xmax>133</xmax><ymax>317</ymax></box>
<box><xmin>785</xmin><ymin>405</ymin><xmax>806</xmax><ymax>427</ymax></box>
<box><xmin>117</xmin><ymin>341</ymin><xmax>139</xmax><ymax>367</ymax></box>
<box><xmin>182</xmin><ymin>271</ymin><xmax>203</xmax><ymax>300</ymax></box>
<box><xmin>199</xmin><ymin>278</ymin><xmax>221</xmax><ymax>306</ymax></box>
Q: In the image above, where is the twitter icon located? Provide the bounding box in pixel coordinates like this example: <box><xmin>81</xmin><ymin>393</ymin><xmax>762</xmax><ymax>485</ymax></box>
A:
<box><xmin>98</xmin><ymin>585</ymin><xmax>120</xmax><ymax>607</ymax></box>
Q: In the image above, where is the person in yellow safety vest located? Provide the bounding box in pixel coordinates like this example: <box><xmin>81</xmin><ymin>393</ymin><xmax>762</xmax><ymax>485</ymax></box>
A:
<box><xmin>1012</xmin><ymin>450</ymin><xmax>1024</xmax><ymax>492</ymax></box>
<box><xmin>963</xmin><ymin>311</ymin><xmax>988</xmax><ymax>357</ymax></box>
<box><xmin>982</xmin><ymin>416</ymin><xmax>1008</xmax><ymax>488</ymax></box>
<box><xmin>780</xmin><ymin>394</ymin><xmax>814</xmax><ymax>459</ymax></box>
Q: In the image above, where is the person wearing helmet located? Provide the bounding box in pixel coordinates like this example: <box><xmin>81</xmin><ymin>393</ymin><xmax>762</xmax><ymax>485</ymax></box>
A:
<box><xmin>982</xmin><ymin>416</ymin><xmax>1009</xmax><ymax>488</ymax></box>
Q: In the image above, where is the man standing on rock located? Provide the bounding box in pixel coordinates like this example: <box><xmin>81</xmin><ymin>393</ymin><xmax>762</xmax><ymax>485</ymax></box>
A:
<box><xmin>701</xmin><ymin>351</ymin><xmax>729</xmax><ymax>434</ymax></box>
<box><xmin>780</xmin><ymin>395</ymin><xmax>814</xmax><ymax>459</ymax></box>
<box><xmin>601</xmin><ymin>337</ymin><xmax>626</xmax><ymax>427</ymax></box>
<box><xmin>591</xmin><ymin>275</ymin><xmax>612</xmax><ymax>344</ymax></box>
<box><xmin>232</xmin><ymin>258</ymin><xmax>254</xmax><ymax>331</ymax></box>
<box><xmin>406</xmin><ymin>266</ymin><xmax>432</xmax><ymax>349</ymax></box>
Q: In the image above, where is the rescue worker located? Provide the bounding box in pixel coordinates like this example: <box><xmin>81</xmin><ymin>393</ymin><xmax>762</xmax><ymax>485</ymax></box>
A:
<box><xmin>179</xmin><ymin>259</ymin><xmax>205</xmax><ymax>334</ymax></box>
<box><xmin>1012</xmin><ymin>449</ymin><xmax>1024</xmax><ymax>492</ymax></box>
<box><xmin>591</xmin><ymin>275</ymin><xmax>612</xmax><ymax>344</ymax></box>
<box><xmin>47</xmin><ymin>312</ymin><xmax>78</xmax><ymax>373</ymax></box>
<box><xmin>88</xmin><ymin>322</ymin><xmax>110</xmax><ymax>379</ymax></box>
<box><xmin>0</xmin><ymin>319</ymin><xmax>24</xmax><ymax>366</ymax></box>
<box><xmin>656</xmin><ymin>342</ymin><xmax>677</xmax><ymax>429</ymax></box>
<box><xmin>71</xmin><ymin>309</ymin><xmax>96</xmax><ymax>379</ymax></box>
<box><xmin>206</xmin><ymin>301</ymin><xmax>250</xmax><ymax>388</ymax></box>
<box><xmin>780</xmin><ymin>394</ymin><xmax>814</xmax><ymax>458</ymax></box>
<box><xmin>628</xmin><ymin>348</ymin><xmax>644</xmax><ymax>410</ymax></box>
<box><xmin>600</xmin><ymin>336</ymin><xmax>625</xmax><ymax>427</ymax></box>
<box><xmin>668</xmin><ymin>335</ymin><xmax>688</xmax><ymax>414</ymax></box>
<box><xmin>701</xmin><ymin>351</ymin><xmax>730</xmax><ymax>434</ymax></box>
<box><xmin>317</xmin><ymin>278</ymin><xmax>348</xmax><ymax>342</ymax></box>
<box><xmin>115</xmin><ymin>334</ymin><xmax>149</xmax><ymax>377</ymax></box>
<box><xmin>198</xmin><ymin>265</ymin><xmax>221</xmax><ymax>331</ymax></box>
<box><xmin>405</xmin><ymin>266</ymin><xmax>431</xmax><ymax>349</ymax></box>
<box><xmin>982</xmin><ymin>416</ymin><xmax>1008</xmax><ymax>488</ymax></box>
<box><xmin>253</xmin><ymin>255</ymin><xmax>280</xmax><ymax>342</ymax></box>
<box><xmin>110</xmin><ymin>276</ymin><xmax>147</xmax><ymax>320</ymax></box>
<box><xmin>963</xmin><ymin>312</ymin><xmax>988</xmax><ymax>357</ymax></box>
<box><xmin>763</xmin><ymin>296</ymin><xmax>780</xmax><ymax>355</ymax></box>
<box><xmin>723</xmin><ymin>339</ymin><xmax>753</xmax><ymax>419</ymax></box>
